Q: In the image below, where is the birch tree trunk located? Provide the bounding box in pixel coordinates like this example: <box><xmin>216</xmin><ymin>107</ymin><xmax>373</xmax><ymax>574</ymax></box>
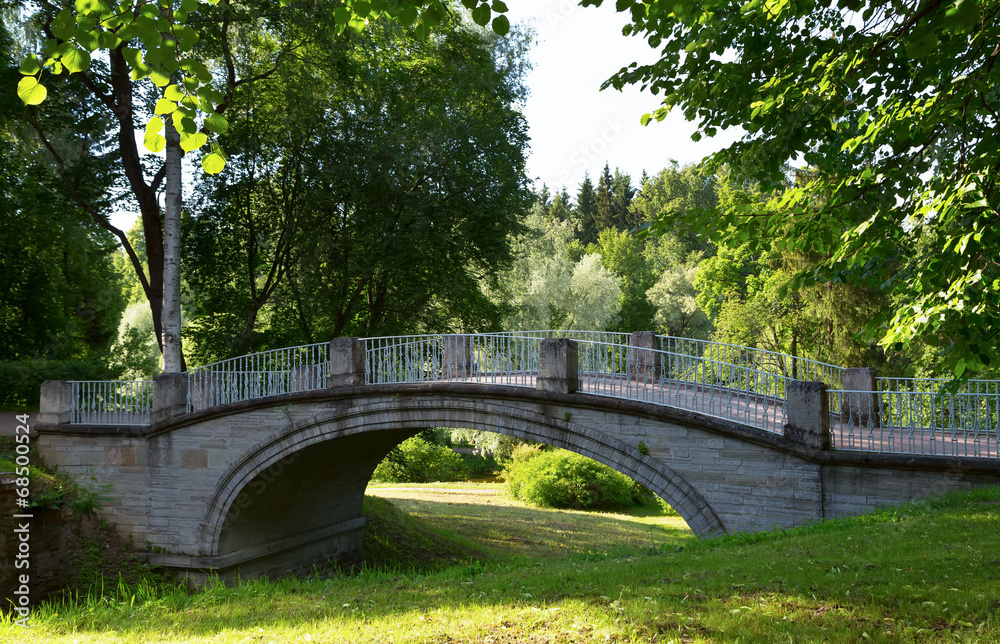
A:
<box><xmin>161</xmin><ymin>118</ymin><xmax>184</xmax><ymax>373</ymax></box>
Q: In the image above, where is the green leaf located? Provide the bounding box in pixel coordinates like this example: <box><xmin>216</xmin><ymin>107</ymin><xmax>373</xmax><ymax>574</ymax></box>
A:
<box><xmin>202</xmin><ymin>151</ymin><xmax>226</xmax><ymax>174</ymax></box>
<box><xmin>98</xmin><ymin>31</ymin><xmax>122</xmax><ymax>50</ymax></box>
<box><xmin>399</xmin><ymin>5</ymin><xmax>419</xmax><ymax>25</ymax></box>
<box><xmin>77</xmin><ymin>30</ymin><xmax>100</xmax><ymax>52</ymax></box>
<box><xmin>492</xmin><ymin>15</ymin><xmax>510</xmax><ymax>35</ymax></box>
<box><xmin>17</xmin><ymin>76</ymin><xmax>47</xmax><ymax>105</ymax></box>
<box><xmin>51</xmin><ymin>10</ymin><xmax>76</xmax><ymax>40</ymax></box>
<box><xmin>149</xmin><ymin>66</ymin><xmax>170</xmax><ymax>87</ymax></box>
<box><xmin>421</xmin><ymin>6</ymin><xmax>443</xmax><ymax>26</ymax></box>
<box><xmin>335</xmin><ymin>7</ymin><xmax>352</xmax><ymax>24</ymax></box>
<box><xmin>180</xmin><ymin>131</ymin><xmax>207</xmax><ymax>152</ymax></box>
<box><xmin>164</xmin><ymin>84</ymin><xmax>186</xmax><ymax>101</ymax></box>
<box><xmin>204</xmin><ymin>113</ymin><xmax>229</xmax><ymax>134</ymax></box>
<box><xmin>143</xmin><ymin>130</ymin><xmax>165</xmax><ymax>153</ymax></box>
<box><xmin>145</xmin><ymin>115</ymin><xmax>164</xmax><ymax>136</ymax></box>
<box><xmin>154</xmin><ymin>98</ymin><xmax>177</xmax><ymax>114</ymax></box>
<box><xmin>471</xmin><ymin>4</ymin><xmax>489</xmax><ymax>25</ymax></box>
<box><xmin>19</xmin><ymin>56</ymin><xmax>40</xmax><ymax>76</ymax></box>
<box><xmin>62</xmin><ymin>46</ymin><xmax>91</xmax><ymax>73</ymax></box>
<box><xmin>74</xmin><ymin>0</ymin><xmax>101</xmax><ymax>14</ymax></box>
<box><xmin>492</xmin><ymin>0</ymin><xmax>508</xmax><ymax>11</ymax></box>
<box><xmin>354</xmin><ymin>1</ymin><xmax>372</xmax><ymax>17</ymax></box>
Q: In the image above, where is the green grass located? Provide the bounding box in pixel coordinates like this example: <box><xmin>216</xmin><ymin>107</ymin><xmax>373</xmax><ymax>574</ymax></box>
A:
<box><xmin>3</xmin><ymin>485</ymin><xmax>1000</xmax><ymax>642</ymax></box>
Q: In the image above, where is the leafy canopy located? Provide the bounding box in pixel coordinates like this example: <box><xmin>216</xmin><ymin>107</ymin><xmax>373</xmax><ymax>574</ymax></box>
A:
<box><xmin>16</xmin><ymin>0</ymin><xmax>511</xmax><ymax>174</ymax></box>
<box><xmin>590</xmin><ymin>0</ymin><xmax>1000</xmax><ymax>378</ymax></box>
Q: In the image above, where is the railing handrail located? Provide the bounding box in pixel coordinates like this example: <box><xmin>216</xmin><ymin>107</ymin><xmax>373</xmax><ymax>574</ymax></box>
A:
<box><xmin>61</xmin><ymin>332</ymin><xmax>998</xmax><ymax>451</ymax></box>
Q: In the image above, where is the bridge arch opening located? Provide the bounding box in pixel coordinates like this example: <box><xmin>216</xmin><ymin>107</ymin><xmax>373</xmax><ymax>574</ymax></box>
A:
<box><xmin>199</xmin><ymin>395</ymin><xmax>726</xmax><ymax>578</ymax></box>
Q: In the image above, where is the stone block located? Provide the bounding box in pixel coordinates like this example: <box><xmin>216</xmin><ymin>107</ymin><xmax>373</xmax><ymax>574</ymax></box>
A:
<box><xmin>783</xmin><ymin>381</ymin><xmax>831</xmax><ymax>450</ymax></box>
<box><xmin>442</xmin><ymin>335</ymin><xmax>473</xmax><ymax>379</ymax></box>
<box><xmin>537</xmin><ymin>339</ymin><xmax>579</xmax><ymax>394</ymax></box>
<box><xmin>328</xmin><ymin>337</ymin><xmax>365</xmax><ymax>387</ymax></box>
<box><xmin>628</xmin><ymin>331</ymin><xmax>662</xmax><ymax>382</ymax></box>
<box><xmin>39</xmin><ymin>380</ymin><xmax>74</xmax><ymax>425</ymax></box>
<box><xmin>152</xmin><ymin>373</ymin><xmax>188</xmax><ymax>425</ymax></box>
<box><xmin>181</xmin><ymin>449</ymin><xmax>208</xmax><ymax>469</ymax></box>
<box><xmin>841</xmin><ymin>367</ymin><xmax>881</xmax><ymax>427</ymax></box>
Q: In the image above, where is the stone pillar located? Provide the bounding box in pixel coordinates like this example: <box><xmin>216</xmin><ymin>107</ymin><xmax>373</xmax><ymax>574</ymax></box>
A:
<box><xmin>536</xmin><ymin>338</ymin><xmax>579</xmax><ymax>394</ymax></box>
<box><xmin>442</xmin><ymin>335</ymin><xmax>473</xmax><ymax>379</ymax></box>
<box><xmin>152</xmin><ymin>373</ymin><xmax>188</xmax><ymax>425</ymax></box>
<box><xmin>628</xmin><ymin>331</ymin><xmax>662</xmax><ymax>382</ymax></box>
<box><xmin>38</xmin><ymin>380</ymin><xmax>74</xmax><ymax>425</ymax></box>
<box><xmin>783</xmin><ymin>381</ymin><xmax>830</xmax><ymax>450</ymax></box>
<box><xmin>328</xmin><ymin>337</ymin><xmax>366</xmax><ymax>387</ymax></box>
<box><xmin>841</xmin><ymin>367</ymin><xmax>881</xmax><ymax>427</ymax></box>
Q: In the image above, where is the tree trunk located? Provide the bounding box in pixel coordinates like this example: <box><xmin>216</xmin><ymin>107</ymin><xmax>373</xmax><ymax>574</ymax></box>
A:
<box><xmin>161</xmin><ymin>119</ymin><xmax>184</xmax><ymax>373</ymax></box>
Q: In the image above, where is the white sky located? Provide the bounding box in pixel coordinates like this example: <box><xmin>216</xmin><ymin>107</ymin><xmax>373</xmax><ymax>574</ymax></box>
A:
<box><xmin>505</xmin><ymin>0</ymin><xmax>743</xmax><ymax>196</ymax></box>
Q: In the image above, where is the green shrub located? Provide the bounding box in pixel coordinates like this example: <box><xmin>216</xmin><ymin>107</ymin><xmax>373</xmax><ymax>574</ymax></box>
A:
<box><xmin>459</xmin><ymin>451</ymin><xmax>501</xmax><ymax>479</ymax></box>
<box><xmin>504</xmin><ymin>448</ymin><xmax>653</xmax><ymax>511</ymax></box>
<box><xmin>0</xmin><ymin>359</ymin><xmax>112</xmax><ymax>411</ymax></box>
<box><xmin>372</xmin><ymin>436</ymin><xmax>467</xmax><ymax>483</ymax></box>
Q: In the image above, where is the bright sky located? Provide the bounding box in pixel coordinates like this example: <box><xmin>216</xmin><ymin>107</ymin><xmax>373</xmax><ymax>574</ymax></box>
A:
<box><xmin>505</xmin><ymin>0</ymin><xmax>743</xmax><ymax>195</ymax></box>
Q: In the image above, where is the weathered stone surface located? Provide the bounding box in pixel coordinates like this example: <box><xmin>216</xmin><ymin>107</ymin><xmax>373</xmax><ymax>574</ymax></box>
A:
<box><xmin>537</xmin><ymin>339</ymin><xmax>579</xmax><ymax>394</ymax></box>
<box><xmin>784</xmin><ymin>381</ymin><xmax>830</xmax><ymax>450</ymax></box>
<box><xmin>842</xmin><ymin>367</ymin><xmax>881</xmax><ymax>427</ymax></box>
<box><xmin>152</xmin><ymin>373</ymin><xmax>188</xmax><ymax>425</ymax></box>
<box><xmin>328</xmin><ymin>337</ymin><xmax>365</xmax><ymax>387</ymax></box>
<box><xmin>38</xmin><ymin>380</ymin><xmax>73</xmax><ymax>425</ymax></box>
<box><xmin>628</xmin><ymin>331</ymin><xmax>661</xmax><ymax>381</ymax></box>
<box><xmin>442</xmin><ymin>335</ymin><xmax>473</xmax><ymax>379</ymax></box>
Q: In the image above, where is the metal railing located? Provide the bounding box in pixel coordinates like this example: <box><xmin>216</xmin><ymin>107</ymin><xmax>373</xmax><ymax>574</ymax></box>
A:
<box><xmin>575</xmin><ymin>340</ymin><xmax>789</xmax><ymax>433</ymax></box>
<box><xmin>60</xmin><ymin>332</ymin><xmax>999</xmax><ymax>458</ymax></box>
<box><xmin>71</xmin><ymin>380</ymin><xmax>154</xmax><ymax>425</ymax></box>
<box><xmin>186</xmin><ymin>343</ymin><xmax>328</xmax><ymax>412</ymax></box>
<box><xmin>832</xmin><ymin>381</ymin><xmax>1000</xmax><ymax>458</ymax></box>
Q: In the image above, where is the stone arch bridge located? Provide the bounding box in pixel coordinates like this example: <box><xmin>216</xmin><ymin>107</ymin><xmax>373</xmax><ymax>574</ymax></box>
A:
<box><xmin>35</xmin><ymin>332</ymin><xmax>1000</xmax><ymax>580</ymax></box>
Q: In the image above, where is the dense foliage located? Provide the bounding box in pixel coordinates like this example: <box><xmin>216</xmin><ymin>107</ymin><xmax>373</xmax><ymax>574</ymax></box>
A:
<box><xmin>504</xmin><ymin>447</ymin><xmax>654</xmax><ymax>511</ymax></box>
<box><xmin>594</xmin><ymin>0</ymin><xmax>1000</xmax><ymax>379</ymax></box>
<box><xmin>183</xmin><ymin>16</ymin><xmax>531</xmax><ymax>361</ymax></box>
<box><xmin>371</xmin><ymin>435</ymin><xmax>467</xmax><ymax>484</ymax></box>
<box><xmin>0</xmin><ymin>13</ymin><xmax>125</xmax><ymax>407</ymax></box>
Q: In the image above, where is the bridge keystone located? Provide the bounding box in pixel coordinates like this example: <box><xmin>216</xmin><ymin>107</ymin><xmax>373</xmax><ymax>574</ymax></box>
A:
<box><xmin>537</xmin><ymin>338</ymin><xmax>579</xmax><ymax>394</ymax></box>
<box><xmin>328</xmin><ymin>337</ymin><xmax>366</xmax><ymax>387</ymax></box>
<box><xmin>784</xmin><ymin>381</ymin><xmax>831</xmax><ymax>450</ymax></box>
<box><xmin>152</xmin><ymin>373</ymin><xmax>188</xmax><ymax>425</ymax></box>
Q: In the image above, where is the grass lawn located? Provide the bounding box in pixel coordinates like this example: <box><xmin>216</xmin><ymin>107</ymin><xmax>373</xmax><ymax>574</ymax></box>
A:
<box><xmin>3</xmin><ymin>484</ymin><xmax>999</xmax><ymax>643</ymax></box>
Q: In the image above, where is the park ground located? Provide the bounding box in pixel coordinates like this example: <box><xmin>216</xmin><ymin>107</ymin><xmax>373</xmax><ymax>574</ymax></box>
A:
<box><xmin>2</xmin><ymin>482</ymin><xmax>999</xmax><ymax>643</ymax></box>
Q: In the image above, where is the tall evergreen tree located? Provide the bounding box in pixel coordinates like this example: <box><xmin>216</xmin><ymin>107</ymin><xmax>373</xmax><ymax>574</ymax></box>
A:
<box><xmin>595</xmin><ymin>163</ymin><xmax>615</xmax><ymax>232</ymax></box>
<box><xmin>576</xmin><ymin>174</ymin><xmax>599</xmax><ymax>246</ymax></box>
<box><xmin>546</xmin><ymin>187</ymin><xmax>575</xmax><ymax>225</ymax></box>
<box><xmin>611</xmin><ymin>169</ymin><xmax>635</xmax><ymax>231</ymax></box>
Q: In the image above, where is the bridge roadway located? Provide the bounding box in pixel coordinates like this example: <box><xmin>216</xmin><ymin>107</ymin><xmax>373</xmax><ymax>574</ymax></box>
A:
<box><xmin>33</xmin><ymin>336</ymin><xmax>1000</xmax><ymax>581</ymax></box>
